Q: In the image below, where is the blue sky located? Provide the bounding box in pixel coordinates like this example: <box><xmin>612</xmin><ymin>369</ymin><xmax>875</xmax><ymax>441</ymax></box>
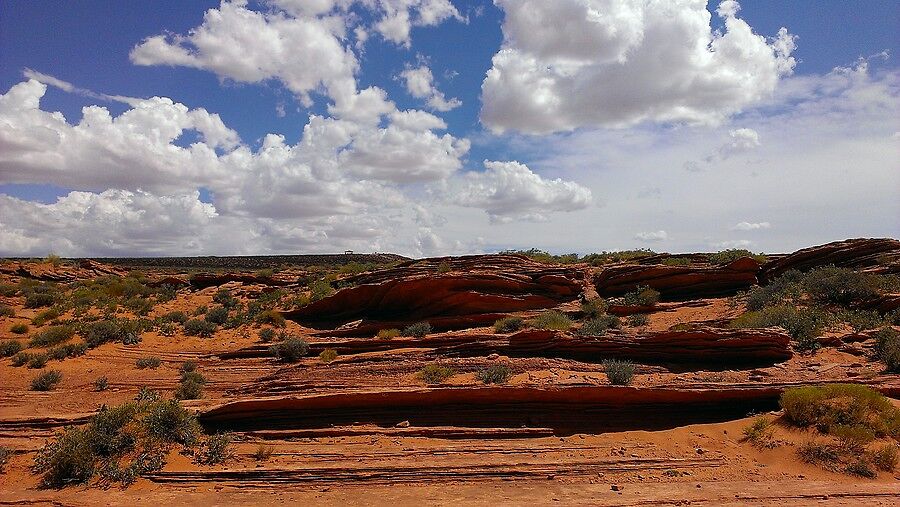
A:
<box><xmin>0</xmin><ymin>1</ymin><xmax>897</xmax><ymax>256</ymax></box>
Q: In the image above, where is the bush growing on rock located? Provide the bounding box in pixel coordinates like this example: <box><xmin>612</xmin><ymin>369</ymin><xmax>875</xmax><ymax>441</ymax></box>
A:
<box><xmin>269</xmin><ymin>337</ymin><xmax>309</xmax><ymax>363</ymax></box>
<box><xmin>29</xmin><ymin>325</ymin><xmax>74</xmax><ymax>347</ymax></box>
<box><xmin>402</xmin><ymin>321</ymin><xmax>431</xmax><ymax>338</ymax></box>
<box><xmin>873</xmin><ymin>326</ymin><xmax>900</xmax><ymax>372</ymax></box>
<box><xmin>578</xmin><ymin>315</ymin><xmax>620</xmax><ymax>336</ymax></box>
<box><xmin>529</xmin><ymin>311</ymin><xmax>572</xmax><ymax>331</ymax></box>
<box><xmin>622</xmin><ymin>286</ymin><xmax>660</xmax><ymax>306</ymax></box>
<box><xmin>603</xmin><ymin>359</ymin><xmax>635</xmax><ymax>385</ymax></box>
<box><xmin>319</xmin><ymin>348</ymin><xmax>338</xmax><ymax>363</ymax></box>
<box><xmin>183</xmin><ymin>319</ymin><xmax>217</xmax><ymax>337</ymax></box>
<box><xmin>730</xmin><ymin>305</ymin><xmax>827</xmax><ymax>352</ymax></box>
<box><xmin>377</xmin><ymin>328</ymin><xmax>401</xmax><ymax>339</ymax></box>
<box><xmin>11</xmin><ymin>323</ymin><xmax>29</xmax><ymax>334</ymax></box>
<box><xmin>253</xmin><ymin>444</ymin><xmax>275</xmax><ymax>461</ymax></box>
<box><xmin>801</xmin><ymin>266</ymin><xmax>882</xmax><ymax>306</ymax></box>
<box><xmin>417</xmin><ymin>364</ymin><xmax>455</xmax><ymax>384</ymax></box>
<box><xmin>30</xmin><ymin>370</ymin><xmax>61</xmax><ymax>391</ymax></box>
<box><xmin>580</xmin><ymin>298</ymin><xmax>607</xmax><ymax>319</ymax></box>
<box><xmin>493</xmin><ymin>316</ymin><xmax>524</xmax><ymax>334</ymax></box>
<box><xmin>708</xmin><ymin>249</ymin><xmax>766</xmax><ymax>264</ymax></box>
<box><xmin>476</xmin><ymin>365</ymin><xmax>511</xmax><ymax>384</ymax></box>
<box><xmin>0</xmin><ymin>340</ymin><xmax>23</xmax><ymax>357</ymax></box>
<box><xmin>175</xmin><ymin>369</ymin><xmax>206</xmax><ymax>400</ymax></box>
<box><xmin>94</xmin><ymin>376</ymin><xmax>109</xmax><ymax>391</ymax></box>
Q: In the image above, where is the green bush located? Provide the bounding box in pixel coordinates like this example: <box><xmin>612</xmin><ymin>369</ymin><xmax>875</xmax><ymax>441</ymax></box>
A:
<box><xmin>628</xmin><ymin>313</ymin><xmax>650</xmax><ymax>327</ymax></box>
<box><xmin>603</xmin><ymin>359</ymin><xmax>635</xmax><ymax>385</ymax></box>
<box><xmin>417</xmin><ymin>364</ymin><xmax>455</xmax><ymax>384</ymax></box>
<box><xmin>29</xmin><ymin>325</ymin><xmax>74</xmax><ymax>348</ymax></box>
<box><xmin>377</xmin><ymin>328</ymin><xmax>400</xmax><ymax>339</ymax></box>
<box><xmin>161</xmin><ymin>311</ymin><xmax>188</xmax><ymax>324</ymax></box>
<box><xmin>780</xmin><ymin>384</ymin><xmax>899</xmax><ymax>438</ymax></box>
<box><xmin>11</xmin><ymin>323</ymin><xmax>29</xmax><ymax>334</ymax></box>
<box><xmin>83</xmin><ymin>319</ymin><xmax>138</xmax><ymax>348</ymax></box>
<box><xmin>196</xmin><ymin>433</ymin><xmax>232</xmax><ymax>465</ymax></box>
<box><xmin>622</xmin><ymin>286</ymin><xmax>660</xmax><ymax>306</ymax></box>
<box><xmin>135</xmin><ymin>357</ymin><xmax>162</xmax><ymax>369</ymax></box>
<box><xmin>580</xmin><ymin>298</ymin><xmax>607</xmax><ymax>319</ymax></box>
<box><xmin>32</xmin><ymin>426</ymin><xmax>96</xmax><ymax>487</ymax></box>
<box><xmin>476</xmin><ymin>365</ymin><xmax>511</xmax><ymax>384</ymax></box>
<box><xmin>0</xmin><ymin>283</ymin><xmax>17</xmax><ymax>297</ymax></box>
<box><xmin>708</xmin><ymin>249</ymin><xmax>766</xmax><ymax>264</ymax></box>
<box><xmin>730</xmin><ymin>305</ymin><xmax>827</xmax><ymax>352</ymax></box>
<box><xmin>204</xmin><ymin>306</ymin><xmax>229</xmax><ymax>325</ymax></box>
<box><xmin>175</xmin><ymin>369</ymin><xmax>206</xmax><ymax>400</ymax></box>
<box><xmin>661</xmin><ymin>257</ymin><xmax>692</xmax><ymax>266</ymax></box>
<box><xmin>493</xmin><ymin>316</ymin><xmax>524</xmax><ymax>334</ymax></box>
<box><xmin>742</xmin><ymin>416</ymin><xmax>776</xmax><ymax>448</ymax></box>
<box><xmin>11</xmin><ymin>352</ymin><xmax>31</xmax><ymax>367</ymax></box>
<box><xmin>744</xmin><ymin>270</ymin><xmax>804</xmax><ymax>310</ymax></box>
<box><xmin>873</xmin><ymin>327</ymin><xmax>900</xmax><ymax>372</ymax></box>
<box><xmin>801</xmin><ymin>266</ymin><xmax>881</xmax><ymax>306</ymax></box>
<box><xmin>309</xmin><ymin>279</ymin><xmax>334</xmax><ymax>302</ymax></box>
<box><xmin>871</xmin><ymin>444</ymin><xmax>898</xmax><ymax>472</ymax></box>
<box><xmin>142</xmin><ymin>399</ymin><xmax>202</xmax><ymax>445</ymax></box>
<box><xmin>255</xmin><ymin>310</ymin><xmax>285</xmax><ymax>327</ymax></box>
<box><xmin>27</xmin><ymin>353</ymin><xmax>48</xmax><ymax>369</ymax></box>
<box><xmin>212</xmin><ymin>289</ymin><xmax>238</xmax><ymax>308</ymax></box>
<box><xmin>31</xmin><ymin>370</ymin><xmax>62</xmax><ymax>390</ymax></box>
<box><xmin>0</xmin><ymin>340</ymin><xmax>23</xmax><ymax>357</ymax></box>
<box><xmin>578</xmin><ymin>315</ymin><xmax>621</xmax><ymax>336</ymax></box>
<box><xmin>258</xmin><ymin>328</ymin><xmax>276</xmax><ymax>342</ymax></box>
<box><xmin>840</xmin><ymin>309</ymin><xmax>885</xmax><ymax>333</ymax></box>
<box><xmin>0</xmin><ymin>304</ymin><xmax>14</xmax><ymax>317</ymax></box>
<box><xmin>183</xmin><ymin>319</ymin><xmax>217</xmax><ymax>337</ymax></box>
<box><xmin>94</xmin><ymin>376</ymin><xmax>109</xmax><ymax>391</ymax></box>
<box><xmin>47</xmin><ymin>342</ymin><xmax>87</xmax><ymax>360</ymax></box>
<box><xmin>269</xmin><ymin>337</ymin><xmax>309</xmax><ymax>363</ymax></box>
<box><xmin>318</xmin><ymin>348</ymin><xmax>338</xmax><ymax>363</ymax></box>
<box><xmin>25</xmin><ymin>292</ymin><xmax>56</xmax><ymax>308</ymax></box>
<box><xmin>529</xmin><ymin>310</ymin><xmax>572</xmax><ymax>331</ymax></box>
<box><xmin>844</xmin><ymin>458</ymin><xmax>876</xmax><ymax>478</ymax></box>
<box><xmin>402</xmin><ymin>321</ymin><xmax>432</xmax><ymax>338</ymax></box>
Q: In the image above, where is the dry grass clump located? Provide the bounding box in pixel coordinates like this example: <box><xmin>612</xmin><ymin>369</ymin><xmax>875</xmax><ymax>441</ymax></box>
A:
<box><xmin>493</xmin><ymin>316</ymin><xmax>524</xmax><ymax>333</ymax></box>
<box><xmin>476</xmin><ymin>365</ymin><xmax>511</xmax><ymax>384</ymax></box>
<box><xmin>377</xmin><ymin>328</ymin><xmax>401</xmax><ymax>339</ymax></box>
<box><xmin>602</xmin><ymin>359</ymin><xmax>635</xmax><ymax>385</ymax></box>
<box><xmin>742</xmin><ymin>416</ymin><xmax>778</xmax><ymax>448</ymax></box>
<box><xmin>529</xmin><ymin>310</ymin><xmax>572</xmax><ymax>331</ymax></box>
<box><xmin>417</xmin><ymin>364</ymin><xmax>455</xmax><ymax>384</ymax></box>
<box><xmin>318</xmin><ymin>348</ymin><xmax>338</xmax><ymax>363</ymax></box>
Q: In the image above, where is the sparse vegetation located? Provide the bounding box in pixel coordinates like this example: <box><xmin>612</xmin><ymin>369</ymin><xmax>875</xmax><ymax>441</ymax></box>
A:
<box><xmin>183</xmin><ymin>318</ymin><xmax>217</xmax><ymax>337</ymax></box>
<box><xmin>871</xmin><ymin>444</ymin><xmax>898</xmax><ymax>472</ymax></box>
<box><xmin>730</xmin><ymin>305</ymin><xmax>827</xmax><ymax>352</ymax></box>
<box><xmin>47</xmin><ymin>342</ymin><xmax>87</xmax><ymax>360</ymax></box>
<box><xmin>417</xmin><ymin>364</ymin><xmax>455</xmax><ymax>384</ymax></box>
<box><xmin>253</xmin><ymin>444</ymin><xmax>275</xmax><ymax>461</ymax></box>
<box><xmin>204</xmin><ymin>306</ymin><xmax>229</xmax><ymax>325</ymax></box>
<box><xmin>135</xmin><ymin>356</ymin><xmax>162</xmax><ymax>369</ymax></box>
<box><xmin>94</xmin><ymin>376</ymin><xmax>109</xmax><ymax>391</ymax></box>
<box><xmin>603</xmin><ymin>359</ymin><xmax>635</xmax><ymax>385</ymax></box>
<box><xmin>622</xmin><ymin>285</ymin><xmax>660</xmax><ymax>306</ymax></box>
<box><xmin>32</xmin><ymin>307</ymin><xmax>61</xmax><ymax>326</ymax></box>
<box><xmin>255</xmin><ymin>310</ymin><xmax>285</xmax><ymax>327</ymax></box>
<box><xmin>0</xmin><ymin>340</ymin><xmax>23</xmax><ymax>357</ymax></box>
<box><xmin>377</xmin><ymin>328</ymin><xmax>401</xmax><ymax>339</ymax></box>
<box><xmin>708</xmin><ymin>249</ymin><xmax>766</xmax><ymax>265</ymax></box>
<box><xmin>628</xmin><ymin>313</ymin><xmax>650</xmax><ymax>327</ymax></box>
<box><xmin>578</xmin><ymin>315</ymin><xmax>620</xmax><ymax>336</ymax></box>
<box><xmin>873</xmin><ymin>326</ymin><xmax>900</xmax><ymax>372</ymax></box>
<box><xmin>196</xmin><ymin>433</ymin><xmax>232</xmax><ymax>465</ymax></box>
<box><xmin>780</xmin><ymin>384</ymin><xmax>899</xmax><ymax>440</ymax></box>
<box><xmin>319</xmin><ymin>348</ymin><xmax>338</xmax><ymax>363</ymax></box>
<box><xmin>258</xmin><ymin>327</ymin><xmax>276</xmax><ymax>342</ymax></box>
<box><xmin>11</xmin><ymin>352</ymin><xmax>31</xmax><ymax>367</ymax></box>
<box><xmin>742</xmin><ymin>416</ymin><xmax>777</xmax><ymax>448</ymax></box>
<box><xmin>30</xmin><ymin>370</ymin><xmax>62</xmax><ymax>391</ymax></box>
<box><xmin>493</xmin><ymin>316</ymin><xmax>524</xmax><ymax>333</ymax></box>
<box><xmin>580</xmin><ymin>298</ymin><xmax>607</xmax><ymax>318</ymax></box>
<box><xmin>0</xmin><ymin>445</ymin><xmax>10</xmax><ymax>473</ymax></box>
<box><xmin>212</xmin><ymin>289</ymin><xmax>238</xmax><ymax>308</ymax></box>
<box><xmin>529</xmin><ymin>310</ymin><xmax>572</xmax><ymax>331</ymax></box>
<box><xmin>269</xmin><ymin>336</ymin><xmax>309</xmax><ymax>363</ymax></box>
<box><xmin>175</xmin><ymin>368</ymin><xmax>206</xmax><ymax>400</ymax></box>
<box><xmin>402</xmin><ymin>321</ymin><xmax>431</xmax><ymax>338</ymax></box>
<box><xmin>83</xmin><ymin>319</ymin><xmax>139</xmax><ymax>348</ymax></box>
<box><xmin>476</xmin><ymin>365</ymin><xmax>511</xmax><ymax>384</ymax></box>
<box><xmin>27</xmin><ymin>353</ymin><xmax>48</xmax><ymax>369</ymax></box>
<box><xmin>161</xmin><ymin>311</ymin><xmax>188</xmax><ymax>324</ymax></box>
<box><xmin>11</xmin><ymin>323</ymin><xmax>29</xmax><ymax>334</ymax></box>
<box><xmin>29</xmin><ymin>325</ymin><xmax>74</xmax><ymax>348</ymax></box>
<box><xmin>0</xmin><ymin>304</ymin><xmax>14</xmax><ymax>317</ymax></box>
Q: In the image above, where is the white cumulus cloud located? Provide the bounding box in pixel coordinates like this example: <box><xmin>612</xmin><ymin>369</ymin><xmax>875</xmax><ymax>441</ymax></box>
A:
<box><xmin>400</xmin><ymin>65</ymin><xmax>461</xmax><ymax>111</ymax></box>
<box><xmin>634</xmin><ymin>230</ymin><xmax>668</xmax><ymax>242</ymax></box>
<box><xmin>732</xmin><ymin>221</ymin><xmax>771</xmax><ymax>231</ymax></box>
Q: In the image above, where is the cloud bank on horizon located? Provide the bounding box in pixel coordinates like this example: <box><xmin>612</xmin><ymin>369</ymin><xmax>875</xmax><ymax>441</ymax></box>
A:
<box><xmin>0</xmin><ymin>0</ymin><xmax>897</xmax><ymax>257</ymax></box>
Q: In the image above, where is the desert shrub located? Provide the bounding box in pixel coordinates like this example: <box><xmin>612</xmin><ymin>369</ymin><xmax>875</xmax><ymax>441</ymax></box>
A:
<box><xmin>255</xmin><ymin>310</ymin><xmax>285</xmax><ymax>327</ymax></box>
<box><xmin>33</xmin><ymin>426</ymin><xmax>95</xmax><ymax>487</ymax></box>
<box><xmin>603</xmin><ymin>359</ymin><xmax>635</xmax><ymax>386</ymax></box>
<box><xmin>402</xmin><ymin>321</ymin><xmax>432</xmax><ymax>338</ymax></box>
<box><xmin>32</xmin><ymin>308</ymin><xmax>62</xmax><ymax>326</ymax></box>
<box><xmin>25</xmin><ymin>292</ymin><xmax>56</xmax><ymax>309</ymax></box>
<box><xmin>801</xmin><ymin>266</ymin><xmax>881</xmax><ymax>306</ymax></box>
<box><xmin>873</xmin><ymin>327</ymin><xmax>900</xmax><ymax>372</ymax></box>
<box><xmin>0</xmin><ymin>304</ymin><xmax>14</xmax><ymax>317</ymax></box>
<box><xmin>622</xmin><ymin>286</ymin><xmax>660</xmax><ymax>306</ymax></box>
<box><xmin>417</xmin><ymin>364</ymin><xmax>455</xmax><ymax>384</ymax></box>
<box><xmin>529</xmin><ymin>310</ymin><xmax>572</xmax><ymax>331</ymax></box>
<box><xmin>135</xmin><ymin>357</ymin><xmax>162</xmax><ymax>369</ymax></box>
<box><xmin>661</xmin><ymin>257</ymin><xmax>692</xmax><ymax>266</ymax></box>
<box><xmin>377</xmin><ymin>328</ymin><xmax>400</xmax><ymax>339</ymax></box>
<box><xmin>258</xmin><ymin>328</ymin><xmax>276</xmax><ymax>342</ymax></box>
<box><xmin>197</xmin><ymin>433</ymin><xmax>233</xmax><ymax>465</ymax></box>
<box><xmin>124</xmin><ymin>297</ymin><xmax>153</xmax><ymax>316</ymax></box>
<box><xmin>0</xmin><ymin>445</ymin><xmax>10</xmax><ymax>473</ymax></box>
<box><xmin>180</xmin><ymin>361</ymin><xmax>197</xmax><ymax>374</ymax></box>
<box><xmin>11</xmin><ymin>352</ymin><xmax>31</xmax><ymax>367</ymax></box>
<box><xmin>192</xmin><ymin>305</ymin><xmax>207</xmax><ymax>316</ymax></box>
<box><xmin>730</xmin><ymin>305</ymin><xmax>827</xmax><ymax>352</ymax></box>
<box><xmin>161</xmin><ymin>311</ymin><xmax>188</xmax><ymax>324</ymax></box>
<box><xmin>870</xmin><ymin>444</ymin><xmax>898</xmax><ymax>471</ymax></box>
<box><xmin>742</xmin><ymin>416</ymin><xmax>776</xmax><ymax>448</ymax></box>
<box><xmin>780</xmin><ymin>384</ymin><xmax>899</xmax><ymax>438</ymax></box>
<box><xmin>212</xmin><ymin>289</ymin><xmax>238</xmax><ymax>308</ymax></box>
<box><xmin>31</xmin><ymin>370</ymin><xmax>61</xmax><ymax>390</ymax></box>
<box><xmin>11</xmin><ymin>323</ymin><xmax>29</xmax><ymax>334</ymax></box>
<box><xmin>797</xmin><ymin>441</ymin><xmax>840</xmax><ymax>467</ymax></box>
<box><xmin>476</xmin><ymin>365</ymin><xmax>511</xmax><ymax>384</ymax></box>
<box><xmin>840</xmin><ymin>309</ymin><xmax>885</xmax><ymax>333</ymax></box>
<box><xmin>0</xmin><ymin>340</ymin><xmax>23</xmax><ymax>357</ymax></box>
<box><xmin>143</xmin><ymin>399</ymin><xmax>201</xmax><ymax>445</ymax></box>
<box><xmin>309</xmin><ymin>279</ymin><xmax>334</xmax><ymax>302</ymax></box>
<box><xmin>744</xmin><ymin>270</ymin><xmax>804</xmax><ymax>311</ymax></box>
<box><xmin>580</xmin><ymin>298</ymin><xmax>608</xmax><ymax>319</ymax></box>
<box><xmin>135</xmin><ymin>387</ymin><xmax>161</xmax><ymax>403</ymax></box>
<box><xmin>27</xmin><ymin>353</ymin><xmax>48</xmax><ymax>369</ymax></box>
<box><xmin>493</xmin><ymin>316</ymin><xmax>524</xmax><ymax>334</ymax></box>
<box><xmin>175</xmin><ymin>370</ymin><xmax>206</xmax><ymax>400</ymax></box>
<box><xmin>253</xmin><ymin>444</ymin><xmax>275</xmax><ymax>461</ymax></box>
<box><xmin>844</xmin><ymin>458</ymin><xmax>876</xmax><ymax>478</ymax></box>
<box><xmin>204</xmin><ymin>306</ymin><xmax>229</xmax><ymax>325</ymax></box>
<box><xmin>269</xmin><ymin>337</ymin><xmax>309</xmax><ymax>363</ymax></box>
<box><xmin>708</xmin><ymin>249</ymin><xmax>766</xmax><ymax>264</ymax></box>
<box><xmin>436</xmin><ymin>261</ymin><xmax>451</xmax><ymax>273</ymax></box>
<box><xmin>157</xmin><ymin>321</ymin><xmax>177</xmax><ymax>337</ymax></box>
<box><xmin>578</xmin><ymin>315</ymin><xmax>621</xmax><ymax>336</ymax></box>
<box><xmin>0</xmin><ymin>283</ymin><xmax>17</xmax><ymax>297</ymax></box>
<box><xmin>83</xmin><ymin>319</ymin><xmax>138</xmax><ymax>348</ymax></box>
<box><xmin>183</xmin><ymin>319</ymin><xmax>217</xmax><ymax>337</ymax></box>
<box><xmin>94</xmin><ymin>376</ymin><xmax>109</xmax><ymax>391</ymax></box>
<box><xmin>29</xmin><ymin>325</ymin><xmax>74</xmax><ymax>348</ymax></box>
<box><xmin>48</xmin><ymin>342</ymin><xmax>87</xmax><ymax>360</ymax></box>
<box><xmin>319</xmin><ymin>348</ymin><xmax>338</xmax><ymax>363</ymax></box>
<box><xmin>628</xmin><ymin>313</ymin><xmax>650</xmax><ymax>327</ymax></box>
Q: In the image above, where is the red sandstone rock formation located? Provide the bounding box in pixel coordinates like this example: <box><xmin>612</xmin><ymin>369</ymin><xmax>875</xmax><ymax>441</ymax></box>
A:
<box><xmin>759</xmin><ymin>238</ymin><xmax>900</xmax><ymax>282</ymax></box>
<box><xmin>593</xmin><ymin>257</ymin><xmax>760</xmax><ymax>300</ymax></box>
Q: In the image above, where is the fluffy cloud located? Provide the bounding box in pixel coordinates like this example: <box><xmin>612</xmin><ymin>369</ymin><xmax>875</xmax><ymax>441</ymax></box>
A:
<box><xmin>373</xmin><ymin>0</ymin><xmax>462</xmax><ymax>47</ymax></box>
<box><xmin>447</xmin><ymin>160</ymin><xmax>592</xmax><ymax>223</ymax></box>
<box><xmin>732</xmin><ymin>221</ymin><xmax>770</xmax><ymax>231</ymax></box>
<box><xmin>684</xmin><ymin>127</ymin><xmax>761</xmax><ymax>171</ymax></box>
<box><xmin>481</xmin><ymin>0</ymin><xmax>797</xmax><ymax>133</ymax></box>
<box><xmin>400</xmin><ymin>65</ymin><xmax>461</xmax><ymax>111</ymax></box>
<box><xmin>634</xmin><ymin>230</ymin><xmax>668</xmax><ymax>242</ymax></box>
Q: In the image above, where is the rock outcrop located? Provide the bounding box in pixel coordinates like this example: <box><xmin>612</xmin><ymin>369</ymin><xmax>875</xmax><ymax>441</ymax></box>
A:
<box><xmin>284</xmin><ymin>254</ymin><xmax>583</xmax><ymax>330</ymax></box>
<box><xmin>593</xmin><ymin>258</ymin><xmax>760</xmax><ymax>300</ymax></box>
<box><xmin>760</xmin><ymin>238</ymin><xmax>900</xmax><ymax>282</ymax></box>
